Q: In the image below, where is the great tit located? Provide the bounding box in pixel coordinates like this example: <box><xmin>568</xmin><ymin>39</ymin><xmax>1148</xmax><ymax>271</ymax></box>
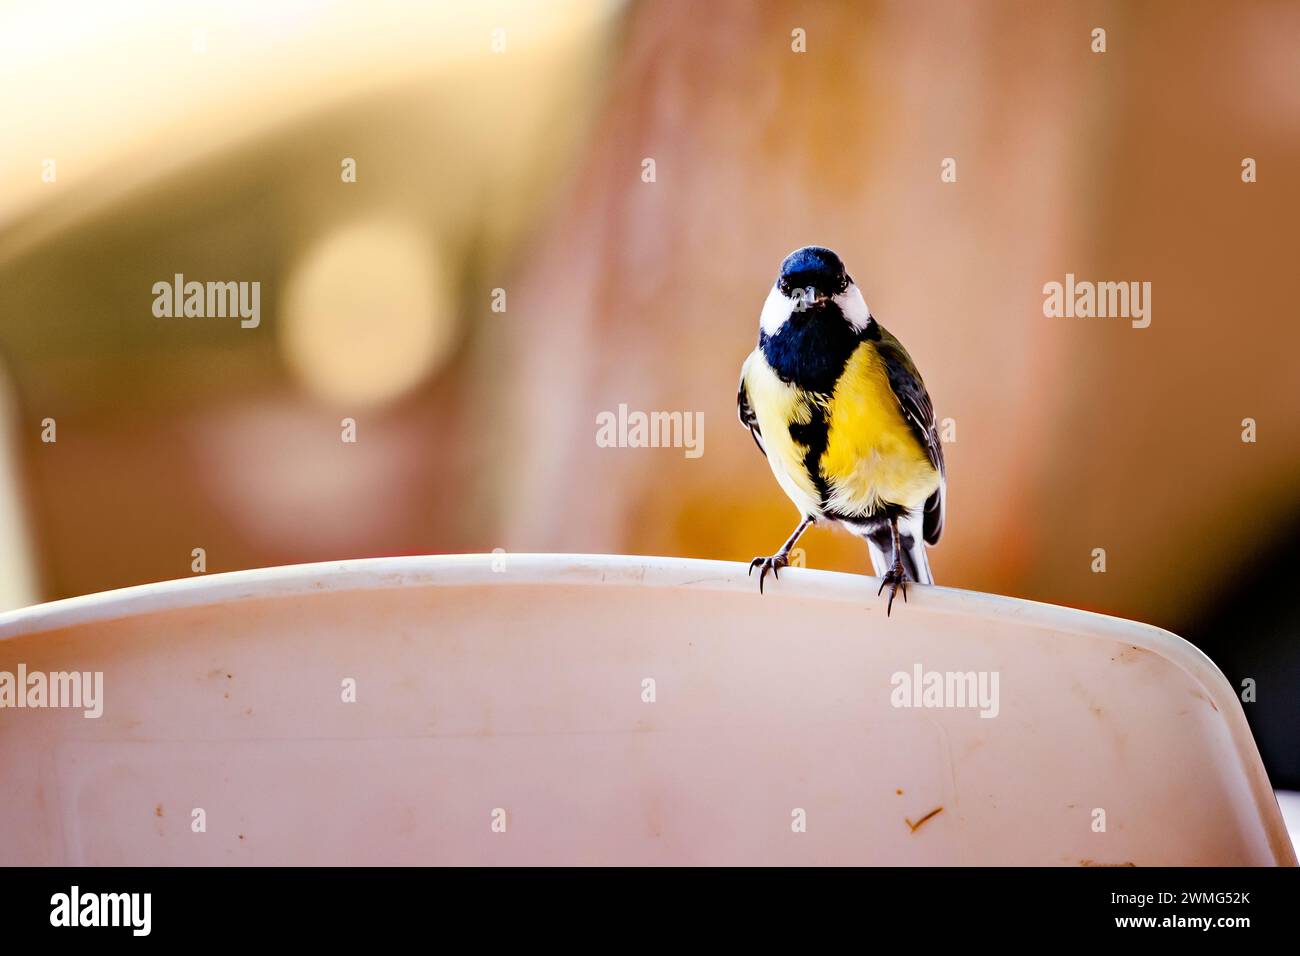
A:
<box><xmin>737</xmin><ymin>246</ymin><xmax>946</xmax><ymax>614</ymax></box>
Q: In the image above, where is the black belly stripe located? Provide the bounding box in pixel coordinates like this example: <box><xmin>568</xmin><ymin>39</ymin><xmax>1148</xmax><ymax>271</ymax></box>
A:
<box><xmin>824</xmin><ymin>501</ymin><xmax>910</xmax><ymax>525</ymax></box>
<box><xmin>788</xmin><ymin>412</ymin><xmax>831</xmax><ymax>508</ymax></box>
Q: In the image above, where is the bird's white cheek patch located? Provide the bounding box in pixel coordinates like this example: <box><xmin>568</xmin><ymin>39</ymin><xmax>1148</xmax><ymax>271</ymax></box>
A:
<box><xmin>834</xmin><ymin>285</ymin><xmax>871</xmax><ymax>331</ymax></box>
<box><xmin>759</xmin><ymin>284</ymin><xmax>796</xmax><ymax>336</ymax></box>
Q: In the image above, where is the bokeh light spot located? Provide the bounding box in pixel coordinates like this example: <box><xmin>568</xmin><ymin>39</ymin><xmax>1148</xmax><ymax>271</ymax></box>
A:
<box><xmin>281</xmin><ymin>220</ymin><xmax>454</xmax><ymax>407</ymax></box>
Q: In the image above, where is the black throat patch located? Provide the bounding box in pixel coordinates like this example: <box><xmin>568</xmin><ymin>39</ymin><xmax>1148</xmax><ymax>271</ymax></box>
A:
<box><xmin>759</xmin><ymin>304</ymin><xmax>875</xmax><ymax>394</ymax></box>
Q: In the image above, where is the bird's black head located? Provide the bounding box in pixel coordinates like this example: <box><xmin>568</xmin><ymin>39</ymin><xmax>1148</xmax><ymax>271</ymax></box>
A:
<box><xmin>759</xmin><ymin>245</ymin><xmax>871</xmax><ymax>391</ymax></box>
<box><xmin>758</xmin><ymin>244</ymin><xmax>872</xmax><ymax>350</ymax></box>
<box><xmin>777</xmin><ymin>246</ymin><xmax>850</xmax><ymax>299</ymax></box>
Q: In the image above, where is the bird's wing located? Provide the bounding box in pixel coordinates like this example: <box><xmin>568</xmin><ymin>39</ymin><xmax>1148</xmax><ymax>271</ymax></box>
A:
<box><xmin>875</xmin><ymin>327</ymin><xmax>946</xmax><ymax>544</ymax></box>
<box><xmin>737</xmin><ymin>354</ymin><xmax>766</xmax><ymax>456</ymax></box>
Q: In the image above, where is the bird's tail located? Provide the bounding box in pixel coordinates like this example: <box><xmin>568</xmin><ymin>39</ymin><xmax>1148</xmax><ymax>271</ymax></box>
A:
<box><xmin>863</xmin><ymin>520</ymin><xmax>934</xmax><ymax>585</ymax></box>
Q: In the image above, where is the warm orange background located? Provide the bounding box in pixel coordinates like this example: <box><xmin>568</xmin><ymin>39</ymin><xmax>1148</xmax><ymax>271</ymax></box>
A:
<box><xmin>1</xmin><ymin>1</ymin><xmax>1297</xmax><ymax>775</ymax></box>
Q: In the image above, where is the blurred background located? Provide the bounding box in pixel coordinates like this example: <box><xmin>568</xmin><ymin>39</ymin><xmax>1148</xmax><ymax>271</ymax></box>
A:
<box><xmin>1</xmin><ymin>0</ymin><xmax>1298</xmax><ymax>788</ymax></box>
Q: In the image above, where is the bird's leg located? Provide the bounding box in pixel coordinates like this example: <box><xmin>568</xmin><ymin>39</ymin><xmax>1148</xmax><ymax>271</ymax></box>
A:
<box><xmin>876</xmin><ymin>516</ymin><xmax>909</xmax><ymax>616</ymax></box>
<box><xmin>749</xmin><ymin>516</ymin><xmax>813</xmax><ymax>594</ymax></box>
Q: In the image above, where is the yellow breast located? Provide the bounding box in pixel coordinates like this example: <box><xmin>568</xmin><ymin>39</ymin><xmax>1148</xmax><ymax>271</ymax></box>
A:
<box><xmin>741</xmin><ymin>350</ymin><xmax>822</xmax><ymax>517</ymax></box>
<box><xmin>820</xmin><ymin>341</ymin><xmax>939</xmax><ymax>516</ymax></box>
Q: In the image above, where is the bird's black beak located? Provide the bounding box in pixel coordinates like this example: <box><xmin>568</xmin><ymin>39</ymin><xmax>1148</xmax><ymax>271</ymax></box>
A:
<box><xmin>779</xmin><ymin>281</ymin><xmax>835</xmax><ymax>312</ymax></box>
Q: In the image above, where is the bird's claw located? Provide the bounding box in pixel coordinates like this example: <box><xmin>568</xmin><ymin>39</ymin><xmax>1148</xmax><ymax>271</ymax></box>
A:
<box><xmin>749</xmin><ymin>552</ymin><xmax>789</xmax><ymax>594</ymax></box>
<box><xmin>877</xmin><ymin>561</ymin><xmax>909</xmax><ymax>616</ymax></box>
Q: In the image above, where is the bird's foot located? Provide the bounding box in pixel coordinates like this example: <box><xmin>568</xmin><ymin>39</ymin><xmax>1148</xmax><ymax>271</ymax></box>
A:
<box><xmin>877</xmin><ymin>560</ymin><xmax>909</xmax><ymax>616</ymax></box>
<box><xmin>748</xmin><ymin>552</ymin><xmax>790</xmax><ymax>594</ymax></box>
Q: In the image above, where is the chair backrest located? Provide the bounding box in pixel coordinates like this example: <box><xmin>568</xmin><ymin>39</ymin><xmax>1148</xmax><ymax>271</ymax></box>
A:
<box><xmin>0</xmin><ymin>554</ymin><xmax>1292</xmax><ymax>865</ymax></box>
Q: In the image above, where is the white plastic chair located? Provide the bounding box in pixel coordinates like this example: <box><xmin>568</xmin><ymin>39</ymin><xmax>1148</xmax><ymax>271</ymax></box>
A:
<box><xmin>0</xmin><ymin>554</ymin><xmax>1292</xmax><ymax>865</ymax></box>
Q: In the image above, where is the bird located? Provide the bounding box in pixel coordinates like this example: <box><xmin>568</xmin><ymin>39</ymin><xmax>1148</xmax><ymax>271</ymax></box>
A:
<box><xmin>737</xmin><ymin>246</ymin><xmax>946</xmax><ymax>614</ymax></box>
